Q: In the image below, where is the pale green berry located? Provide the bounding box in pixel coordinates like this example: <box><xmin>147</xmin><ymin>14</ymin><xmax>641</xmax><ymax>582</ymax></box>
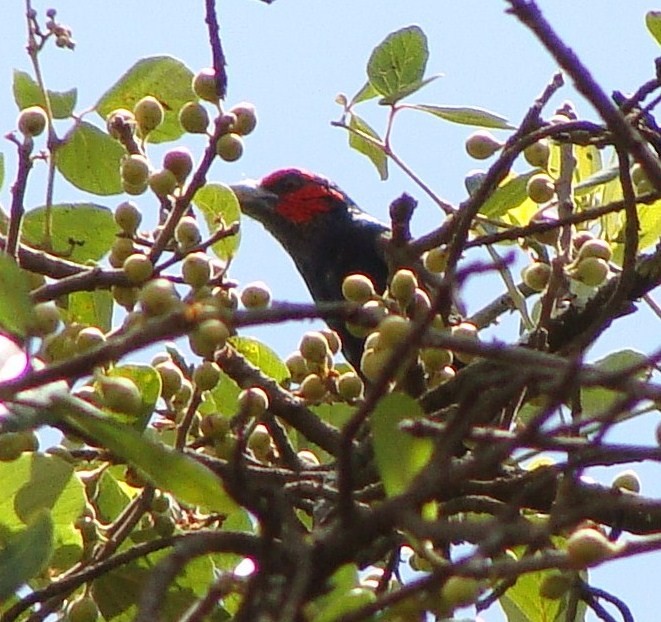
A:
<box><xmin>216</xmin><ymin>133</ymin><xmax>244</xmax><ymax>162</ymax></box>
<box><xmin>18</xmin><ymin>105</ymin><xmax>47</xmax><ymax>137</ymax></box>
<box><xmin>148</xmin><ymin>169</ymin><xmax>178</xmax><ymax>198</ymax></box>
<box><xmin>123</xmin><ymin>253</ymin><xmax>154</xmax><ymax>284</ymax></box>
<box><xmin>299</xmin><ymin>374</ymin><xmax>327</xmax><ymax>402</ymax></box>
<box><xmin>193</xmin><ymin>68</ymin><xmax>220</xmax><ymax>103</ymax></box>
<box><xmin>299</xmin><ymin>331</ymin><xmax>330</xmax><ymax>364</ymax></box>
<box><xmin>138</xmin><ymin>278</ymin><xmax>179</xmax><ymax>316</ymax></box>
<box><xmin>189</xmin><ymin>319</ymin><xmax>229</xmax><ymax>358</ymax></box>
<box><xmin>240</xmin><ymin>281</ymin><xmax>271</xmax><ymax>309</ymax></box>
<box><xmin>134</xmin><ymin>96</ymin><xmax>164</xmax><ymax>134</ymax></box>
<box><xmin>527</xmin><ymin>174</ymin><xmax>555</xmax><ymax>204</ymax></box>
<box><xmin>465</xmin><ymin>130</ymin><xmax>501</xmax><ymax>159</ymax></box>
<box><xmin>182</xmin><ymin>252</ymin><xmax>211</xmax><ymax>288</ymax></box>
<box><xmin>389</xmin><ymin>269</ymin><xmax>417</xmax><ymax>304</ymax></box>
<box><xmin>342</xmin><ymin>274</ymin><xmax>375</xmax><ymax>303</ymax></box>
<box><xmin>163</xmin><ymin>147</ymin><xmax>194</xmax><ymax>184</ymax></box>
<box><xmin>193</xmin><ymin>360</ymin><xmax>221</xmax><ymax>391</ymax></box>
<box><xmin>179</xmin><ymin>101</ymin><xmax>209</xmax><ymax>134</ymax></box>
<box><xmin>121</xmin><ymin>155</ymin><xmax>150</xmax><ymax>186</ymax></box>
<box><xmin>114</xmin><ymin>201</ymin><xmax>142</xmax><ymax>235</ymax></box>
<box><xmin>238</xmin><ymin>387</ymin><xmax>269</xmax><ymax>417</ymax></box>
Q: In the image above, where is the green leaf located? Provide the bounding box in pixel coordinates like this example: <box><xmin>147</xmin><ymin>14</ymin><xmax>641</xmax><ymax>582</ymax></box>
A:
<box><xmin>479</xmin><ymin>170</ymin><xmax>538</xmax><ymax>219</ymax></box>
<box><xmin>0</xmin><ymin>510</ymin><xmax>53</xmax><ymax>601</ymax></box>
<box><xmin>13</xmin><ymin>70</ymin><xmax>77</xmax><ymax>119</ymax></box>
<box><xmin>193</xmin><ymin>183</ymin><xmax>241</xmax><ymax>261</ymax></box>
<box><xmin>103</xmin><ymin>364</ymin><xmax>161</xmax><ymax>431</ymax></box>
<box><xmin>367</xmin><ymin>26</ymin><xmax>428</xmax><ymax>102</ymax></box>
<box><xmin>96</xmin><ymin>56</ymin><xmax>195</xmax><ymax>144</ymax></box>
<box><xmin>52</xmin><ymin>394</ymin><xmax>238</xmax><ymax>514</ymax></box>
<box><xmin>611</xmin><ymin>200</ymin><xmax>661</xmax><ymax>265</ymax></box>
<box><xmin>646</xmin><ymin>11</ymin><xmax>661</xmax><ymax>46</ymax></box>
<box><xmin>414</xmin><ymin>104</ymin><xmax>513</xmax><ymax>129</ymax></box>
<box><xmin>0</xmin><ymin>254</ymin><xmax>34</xmax><ymax>337</ymax></box>
<box><xmin>349</xmin><ymin>81</ymin><xmax>379</xmax><ymax>106</ymax></box>
<box><xmin>230</xmin><ymin>336</ymin><xmax>289</xmax><ymax>383</ymax></box>
<box><xmin>64</xmin><ymin>289</ymin><xmax>113</xmax><ymax>332</ymax></box>
<box><xmin>21</xmin><ymin>203</ymin><xmax>117</xmax><ymax>263</ymax></box>
<box><xmin>379</xmin><ymin>75</ymin><xmax>441</xmax><ymax>105</ymax></box>
<box><xmin>371</xmin><ymin>393</ymin><xmax>433</xmax><ymax>497</ymax></box>
<box><xmin>55</xmin><ymin>122</ymin><xmax>124</xmax><ymax>195</ymax></box>
<box><xmin>349</xmin><ymin>114</ymin><xmax>388</xmax><ymax>180</ymax></box>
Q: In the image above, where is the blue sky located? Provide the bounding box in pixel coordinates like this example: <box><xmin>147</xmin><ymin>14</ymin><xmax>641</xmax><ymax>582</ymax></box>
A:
<box><xmin>1</xmin><ymin>2</ymin><xmax>660</xmax><ymax>620</ymax></box>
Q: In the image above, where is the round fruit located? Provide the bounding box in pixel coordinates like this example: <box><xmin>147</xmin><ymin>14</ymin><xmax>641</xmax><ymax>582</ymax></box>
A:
<box><xmin>229</xmin><ymin>102</ymin><xmax>257</xmax><ymax>135</ymax></box>
<box><xmin>337</xmin><ymin>372</ymin><xmax>364</xmax><ymax>400</ymax></box>
<box><xmin>75</xmin><ymin>327</ymin><xmax>106</xmax><ymax>352</ymax></box>
<box><xmin>389</xmin><ymin>269</ymin><xmax>418</xmax><ymax>304</ymax></box>
<box><xmin>248</xmin><ymin>423</ymin><xmax>271</xmax><ymax>455</ymax></box>
<box><xmin>527</xmin><ymin>174</ymin><xmax>555</xmax><ymax>204</ymax></box>
<box><xmin>216</xmin><ymin>133</ymin><xmax>244</xmax><ymax>162</ymax></box>
<box><xmin>320</xmin><ymin>330</ymin><xmax>341</xmax><ymax>355</ymax></box>
<box><xmin>297</xmin><ymin>449</ymin><xmax>320</xmax><ymax>467</ymax></box>
<box><xmin>163</xmin><ymin>147</ymin><xmax>194</xmax><ymax>184</ymax></box>
<box><xmin>523</xmin><ymin>139</ymin><xmax>550</xmax><ymax>168</ymax></box>
<box><xmin>123</xmin><ymin>253</ymin><xmax>154</xmax><ymax>284</ymax></box>
<box><xmin>138</xmin><ymin>278</ymin><xmax>179</xmax><ymax>316</ymax></box>
<box><xmin>134</xmin><ymin>96</ymin><xmax>164</xmax><ymax>134</ymax></box>
<box><xmin>299</xmin><ymin>331</ymin><xmax>330</xmax><ymax>364</ymax></box>
<box><xmin>285</xmin><ymin>352</ymin><xmax>308</xmax><ymax>383</ymax></box>
<box><xmin>66</xmin><ymin>595</ymin><xmax>100</xmax><ymax>622</ymax></box>
<box><xmin>193</xmin><ymin>68</ymin><xmax>220</xmax><ymax>103</ymax></box>
<box><xmin>240</xmin><ymin>281</ymin><xmax>271</xmax><ymax>309</ymax></box>
<box><xmin>153</xmin><ymin>513</ymin><xmax>176</xmax><ymax>537</ymax></box>
<box><xmin>175</xmin><ymin>216</ymin><xmax>202</xmax><ymax>249</ymax></box>
<box><xmin>109</xmin><ymin>237</ymin><xmax>137</xmax><ymax>268</ymax></box>
<box><xmin>172</xmin><ymin>380</ymin><xmax>193</xmax><ymax>411</ymax></box>
<box><xmin>420</xmin><ymin>347</ymin><xmax>453</xmax><ymax>372</ymax></box>
<box><xmin>538</xmin><ymin>572</ymin><xmax>572</xmax><ymax>600</ymax></box>
<box><xmin>114</xmin><ymin>201</ymin><xmax>142</xmax><ymax>235</ymax></box>
<box><xmin>31</xmin><ymin>302</ymin><xmax>61</xmax><ymax>336</ymax></box>
<box><xmin>200</xmin><ymin>413</ymin><xmax>230</xmax><ymax>439</ymax></box>
<box><xmin>440</xmin><ymin>576</ymin><xmax>481</xmax><ymax>607</ymax></box>
<box><xmin>238</xmin><ymin>387</ymin><xmax>269</xmax><ymax>417</ymax></box>
<box><xmin>112</xmin><ymin>285</ymin><xmax>139</xmax><ymax>310</ymax></box>
<box><xmin>17</xmin><ymin>106</ymin><xmax>47</xmax><ymax>137</ymax></box>
<box><xmin>451</xmin><ymin>322</ymin><xmax>479</xmax><ymax>364</ymax></box>
<box><xmin>122</xmin><ymin>179</ymin><xmax>148</xmax><ymax>196</ymax></box>
<box><xmin>571</xmin><ymin>257</ymin><xmax>609</xmax><ymax>287</ymax></box>
<box><xmin>148</xmin><ymin>169</ymin><xmax>178</xmax><ymax>198</ymax></box>
<box><xmin>182</xmin><ymin>252</ymin><xmax>211</xmax><ymax>288</ymax></box>
<box><xmin>611</xmin><ymin>469</ymin><xmax>641</xmax><ymax>493</ymax></box>
<box><xmin>155</xmin><ymin>361</ymin><xmax>184</xmax><ymax>399</ymax></box>
<box><xmin>189</xmin><ymin>318</ymin><xmax>229</xmax><ymax>358</ymax></box>
<box><xmin>465</xmin><ymin>130</ymin><xmax>502</xmax><ymax>159</ymax></box>
<box><xmin>360</xmin><ymin>348</ymin><xmax>390</xmax><ymax>382</ymax></box>
<box><xmin>577</xmin><ymin>239</ymin><xmax>612</xmax><ymax>262</ymax></box>
<box><xmin>342</xmin><ymin>274</ymin><xmax>375</xmax><ymax>303</ymax></box>
<box><xmin>106</xmin><ymin>108</ymin><xmax>136</xmax><ymax>139</ymax></box>
<box><xmin>424</xmin><ymin>247</ymin><xmax>448</xmax><ymax>273</ymax></box>
<box><xmin>193</xmin><ymin>360</ymin><xmax>221</xmax><ymax>391</ymax></box>
<box><xmin>179</xmin><ymin>101</ymin><xmax>209</xmax><ymax>134</ymax></box>
<box><xmin>0</xmin><ymin>431</ymin><xmax>38</xmax><ymax>461</ymax></box>
<box><xmin>521</xmin><ymin>262</ymin><xmax>552</xmax><ymax>292</ymax></box>
<box><xmin>98</xmin><ymin>375</ymin><xmax>142</xmax><ymax>415</ymax></box>
<box><xmin>121</xmin><ymin>155</ymin><xmax>150</xmax><ymax>186</ymax></box>
<box><xmin>299</xmin><ymin>374</ymin><xmax>327</xmax><ymax>402</ymax></box>
<box><xmin>631</xmin><ymin>163</ymin><xmax>653</xmax><ymax>193</ymax></box>
<box><xmin>377</xmin><ymin>315</ymin><xmax>411</xmax><ymax>348</ymax></box>
<box><xmin>566</xmin><ymin>528</ymin><xmax>615</xmax><ymax>568</ymax></box>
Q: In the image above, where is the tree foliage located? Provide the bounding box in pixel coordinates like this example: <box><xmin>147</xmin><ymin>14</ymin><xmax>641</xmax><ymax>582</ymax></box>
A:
<box><xmin>1</xmin><ymin>2</ymin><xmax>660</xmax><ymax>622</ymax></box>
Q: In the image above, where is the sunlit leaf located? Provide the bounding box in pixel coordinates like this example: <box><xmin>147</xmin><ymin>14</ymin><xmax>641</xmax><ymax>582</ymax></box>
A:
<box><xmin>349</xmin><ymin>81</ymin><xmax>378</xmax><ymax>106</ymax></box>
<box><xmin>348</xmin><ymin>114</ymin><xmax>388</xmax><ymax>180</ymax></box>
<box><xmin>13</xmin><ymin>70</ymin><xmax>77</xmax><ymax>119</ymax></box>
<box><xmin>101</xmin><ymin>364</ymin><xmax>161</xmax><ymax>431</ymax></box>
<box><xmin>230</xmin><ymin>336</ymin><xmax>289</xmax><ymax>383</ymax></box>
<box><xmin>479</xmin><ymin>170</ymin><xmax>538</xmax><ymax>219</ymax></box>
<box><xmin>193</xmin><ymin>183</ymin><xmax>241</xmax><ymax>261</ymax></box>
<box><xmin>0</xmin><ymin>255</ymin><xmax>34</xmax><ymax>338</ymax></box>
<box><xmin>415</xmin><ymin>104</ymin><xmax>513</xmax><ymax>129</ymax></box>
<box><xmin>646</xmin><ymin>11</ymin><xmax>661</xmax><ymax>46</ymax></box>
<box><xmin>64</xmin><ymin>289</ymin><xmax>113</xmax><ymax>333</ymax></box>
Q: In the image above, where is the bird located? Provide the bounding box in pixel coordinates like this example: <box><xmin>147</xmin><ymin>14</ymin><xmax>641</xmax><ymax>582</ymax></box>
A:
<box><xmin>230</xmin><ymin>168</ymin><xmax>391</xmax><ymax>370</ymax></box>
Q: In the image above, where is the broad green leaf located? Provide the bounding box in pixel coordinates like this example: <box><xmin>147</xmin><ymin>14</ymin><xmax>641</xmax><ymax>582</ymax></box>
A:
<box><xmin>367</xmin><ymin>26</ymin><xmax>428</xmax><ymax>102</ymax></box>
<box><xmin>479</xmin><ymin>170</ymin><xmax>538</xmax><ymax>219</ymax></box>
<box><xmin>64</xmin><ymin>289</ymin><xmax>113</xmax><ymax>332</ymax></box>
<box><xmin>21</xmin><ymin>203</ymin><xmax>117</xmax><ymax>263</ymax></box>
<box><xmin>311</xmin><ymin>564</ymin><xmax>375</xmax><ymax>622</ymax></box>
<box><xmin>499</xmin><ymin>570</ymin><xmax>570</xmax><ymax>622</ymax></box>
<box><xmin>96</xmin><ymin>56</ymin><xmax>195</xmax><ymax>143</ymax></box>
<box><xmin>55</xmin><ymin>122</ymin><xmax>124</xmax><ymax>195</ymax></box>
<box><xmin>53</xmin><ymin>394</ymin><xmax>238</xmax><ymax>514</ymax></box>
<box><xmin>646</xmin><ymin>11</ymin><xmax>661</xmax><ymax>46</ymax></box>
<box><xmin>415</xmin><ymin>104</ymin><xmax>513</xmax><ymax>129</ymax></box>
<box><xmin>13</xmin><ymin>70</ymin><xmax>77</xmax><ymax>119</ymax></box>
<box><xmin>101</xmin><ymin>364</ymin><xmax>161</xmax><ymax>431</ymax></box>
<box><xmin>230</xmin><ymin>336</ymin><xmax>289</xmax><ymax>383</ymax></box>
<box><xmin>379</xmin><ymin>75</ymin><xmax>441</xmax><ymax>106</ymax></box>
<box><xmin>0</xmin><ymin>510</ymin><xmax>53</xmax><ymax>601</ymax></box>
<box><xmin>0</xmin><ymin>254</ymin><xmax>34</xmax><ymax>337</ymax></box>
<box><xmin>193</xmin><ymin>183</ymin><xmax>241</xmax><ymax>261</ymax></box>
<box><xmin>95</xmin><ymin>467</ymin><xmax>133</xmax><ymax>523</ymax></box>
<box><xmin>201</xmin><ymin>372</ymin><xmax>241</xmax><ymax>418</ymax></box>
<box><xmin>349</xmin><ymin>81</ymin><xmax>379</xmax><ymax>106</ymax></box>
<box><xmin>612</xmin><ymin>201</ymin><xmax>661</xmax><ymax>265</ymax></box>
<box><xmin>348</xmin><ymin>114</ymin><xmax>388</xmax><ymax>180</ymax></box>
<box><xmin>371</xmin><ymin>393</ymin><xmax>433</xmax><ymax>497</ymax></box>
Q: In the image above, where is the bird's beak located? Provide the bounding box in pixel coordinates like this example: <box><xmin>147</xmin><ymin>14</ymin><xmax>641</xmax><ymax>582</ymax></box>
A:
<box><xmin>229</xmin><ymin>179</ymin><xmax>279</xmax><ymax>218</ymax></box>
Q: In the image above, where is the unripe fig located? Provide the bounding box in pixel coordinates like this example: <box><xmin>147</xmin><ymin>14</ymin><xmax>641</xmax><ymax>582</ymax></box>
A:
<box><xmin>192</xmin><ymin>68</ymin><xmax>220</xmax><ymax>103</ymax></box>
<box><xmin>420</xmin><ymin>347</ymin><xmax>453</xmax><ymax>372</ymax></box>
<box><xmin>523</xmin><ymin>139</ymin><xmax>550</xmax><ymax>168</ymax></box>
<box><xmin>66</xmin><ymin>595</ymin><xmax>100</xmax><ymax>622</ymax></box>
<box><xmin>155</xmin><ymin>361</ymin><xmax>184</xmax><ymax>399</ymax></box>
<box><xmin>123</xmin><ymin>253</ymin><xmax>153</xmax><ymax>284</ymax></box>
<box><xmin>18</xmin><ymin>105</ymin><xmax>47</xmax><ymax>137</ymax></box>
<box><xmin>320</xmin><ymin>329</ymin><xmax>341</xmax><ymax>355</ymax></box>
<box><xmin>240</xmin><ymin>281</ymin><xmax>271</xmax><ymax>309</ymax></box>
<box><xmin>342</xmin><ymin>273</ymin><xmax>375</xmax><ymax>303</ymax></box>
<box><xmin>377</xmin><ymin>315</ymin><xmax>411</xmax><ymax>349</ymax></box>
<box><xmin>299</xmin><ymin>374</ymin><xmax>327</xmax><ymax>402</ymax></box>
<box><xmin>337</xmin><ymin>371</ymin><xmax>364</xmax><ymax>400</ymax></box>
<box><xmin>527</xmin><ymin>173</ymin><xmax>555</xmax><ymax>204</ymax></box>
<box><xmin>521</xmin><ymin>262</ymin><xmax>551</xmax><ymax>292</ymax></box>
<box><xmin>299</xmin><ymin>331</ymin><xmax>330</xmax><ymax>364</ymax></box>
<box><xmin>189</xmin><ymin>318</ymin><xmax>229</xmax><ymax>358</ymax></box>
<box><xmin>571</xmin><ymin>257</ymin><xmax>609</xmax><ymax>287</ymax></box>
<box><xmin>200</xmin><ymin>413</ymin><xmax>230</xmax><ymax>439</ymax></box>
<box><xmin>539</xmin><ymin>572</ymin><xmax>572</xmax><ymax>600</ymax></box>
<box><xmin>163</xmin><ymin>147</ymin><xmax>194</xmax><ymax>184</ymax></box>
<box><xmin>577</xmin><ymin>239</ymin><xmax>612</xmax><ymax>262</ymax></box>
<box><xmin>451</xmin><ymin>322</ymin><xmax>479</xmax><ymax>363</ymax></box>
<box><xmin>440</xmin><ymin>576</ymin><xmax>481</xmax><ymax>607</ymax></box>
<box><xmin>122</xmin><ymin>179</ymin><xmax>148</xmax><ymax>196</ymax></box>
<box><xmin>193</xmin><ymin>360</ymin><xmax>221</xmax><ymax>391</ymax></box>
<box><xmin>566</xmin><ymin>528</ymin><xmax>616</xmax><ymax>568</ymax></box>
<box><xmin>179</xmin><ymin>101</ymin><xmax>209</xmax><ymax>134</ymax></box>
<box><xmin>423</xmin><ymin>247</ymin><xmax>448</xmax><ymax>273</ymax></box>
<box><xmin>98</xmin><ymin>375</ymin><xmax>142</xmax><ymax>415</ymax></box>
<box><xmin>216</xmin><ymin>133</ymin><xmax>244</xmax><ymax>162</ymax></box>
<box><xmin>611</xmin><ymin>469</ymin><xmax>641</xmax><ymax>493</ymax></box>
<box><xmin>182</xmin><ymin>252</ymin><xmax>211</xmax><ymax>288</ymax></box>
<box><xmin>297</xmin><ymin>449</ymin><xmax>320</xmax><ymax>467</ymax></box>
<box><xmin>428</xmin><ymin>365</ymin><xmax>456</xmax><ymax>388</ymax></box>
<box><xmin>285</xmin><ymin>352</ymin><xmax>308</xmax><ymax>383</ymax></box>
<box><xmin>31</xmin><ymin>301</ymin><xmax>61</xmax><ymax>336</ymax></box>
<box><xmin>172</xmin><ymin>379</ymin><xmax>193</xmax><ymax>411</ymax></box>
<box><xmin>109</xmin><ymin>236</ymin><xmax>136</xmax><ymax>268</ymax></box>
<box><xmin>75</xmin><ymin>326</ymin><xmax>106</xmax><ymax>352</ymax></box>
<box><xmin>0</xmin><ymin>431</ymin><xmax>38</xmax><ymax>461</ymax></box>
<box><xmin>138</xmin><ymin>278</ymin><xmax>179</xmax><ymax>316</ymax></box>
<box><xmin>389</xmin><ymin>269</ymin><xmax>417</xmax><ymax>304</ymax></box>
<box><xmin>148</xmin><ymin>168</ymin><xmax>178</xmax><ymax>198</ymax></box>
<box><xmin>112</xmin><ymin>285</ymin><xmax>139</xmax><ymax>310</ymax></box>
<box><xmin>106</xmin><ymin>108</ymin><xmax>136</xmax><ymax>139</ymax></box>
<box><xmin>229</xmin><ymin>102</ymin><xmax>257</xmax><ymax>135</ymax></box>
<box><xmin>238</xmin><ymin>387</ymin><xmax>269</xmax><ymax>417</ymax></box>
<box><xmin>465</xmin><ymin>130</ymin><xmax>502</xmax><ymax>160</ymax></box>
<box><xmin>573</xmin><ymin>231</ymin><xmax>595</xmax><ymax>252</ymax></box>
<box><xmin>153</xmin><ymin>513</ymin><xmax>176</xmax><ymax>537</ymax></box>
<box><xmin>360</xmin><ymin>348</ymin><xmax>390</xmax><ymax>382</ymax></box>
<box><xmin>175</xmin><ymin>216</ymin><xmax>202</xmax><ymax>249</ymax></box>
<box><xmin>121</xmin><ymin>155</ymin><xmax>150</xmax><ymax>186</ymax></box>
<box><xmin>631</xmin><ymin>163</ymin><xmax>653</xmax><ymax>193</ymax></box>
<box><xmin>134</xmin><ymin>96</ymin><xmax>164</xmax><ymax>134</ymax></box>
<box><xmin>248</xmin><ymin>424</ymin><xmax>271</xmax><ymax>455</ymax></box>
<box><xmin>114</xmin><ymin>201</ymin><xmax>142</xmax><ymax>235</ymax></box>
